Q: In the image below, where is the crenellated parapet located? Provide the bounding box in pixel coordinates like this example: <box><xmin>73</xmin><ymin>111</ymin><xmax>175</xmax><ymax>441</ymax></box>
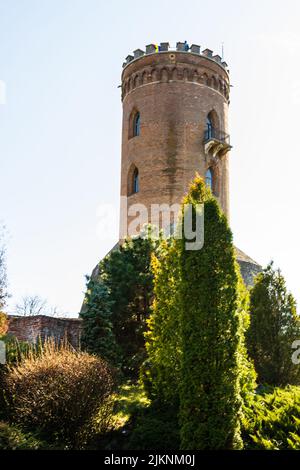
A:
<box><xmin>121</xmin><ymin>42</ymin><xmax>230</xmax><ymax>102</ymax></box>
<box><xmin>123</xmin><ymin>42</ymin><xmax>229</xmax><ymax>70</ymax></box>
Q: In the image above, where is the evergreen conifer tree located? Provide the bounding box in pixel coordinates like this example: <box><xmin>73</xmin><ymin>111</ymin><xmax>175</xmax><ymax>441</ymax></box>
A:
<box><xmin>247</xmin><ymin>263</ymin><xmax>300</xmax><ymax>386</ymax></box>
<box><xmin>80</xmin><ymin>277</ymin><xmax>120</xmax><ymax>365</ymax></box>
<box><xmin>145</xmin><ymin>175</ymin><xmax>254</xmax><ymax>449</ymax></box>
<box><xmin>178</xmin><ymin>176</ymin><xmax>244</xmax><ymax>449</ymax></box>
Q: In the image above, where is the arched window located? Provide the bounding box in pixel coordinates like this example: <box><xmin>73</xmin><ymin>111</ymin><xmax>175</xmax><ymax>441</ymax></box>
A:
<box><xmin>133</xmin><ymin>168</ymin><xmax>139</xmax><ymax>193</ymax></box>
<box><xmin>129</xmin><ymin>110</ymin><xmax>141</xmax><ymax>139</ymax></box>
<box><xmin>133</xmin><ymin>112</ymin><xmax>140</xmax><ymax>137</ymax></box>
<box><xmin>206</xmin><ymin>114</ymin><xmax>213</xmax><ymax>140</ymax></box>
<box><xmin>205</xmin><ymin>110</ymin><xmax>219</xmax><ymax>141</ymax></box>
<box><xmin>127</xmin><ymin>164</ymin><xmax>140</xmax><ymax>195</ymax></box>
<box><xmin>205</xmin><ymin>168</ymin><xmax>213</xmax><ymax>191</ymax></box>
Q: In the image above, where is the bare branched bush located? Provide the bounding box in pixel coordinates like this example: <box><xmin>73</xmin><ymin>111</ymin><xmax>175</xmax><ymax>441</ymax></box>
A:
<box><xmin>2</xmin><ymin>339</ymin><xmax>115</xmax><ymax>448</ymax></box>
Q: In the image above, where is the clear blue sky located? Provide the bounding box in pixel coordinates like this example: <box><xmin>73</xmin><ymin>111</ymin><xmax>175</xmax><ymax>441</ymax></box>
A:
<box><xmin>0</xmin><ymin>0</ymin><xmax>299</xmax><ymax>315</ymax></box>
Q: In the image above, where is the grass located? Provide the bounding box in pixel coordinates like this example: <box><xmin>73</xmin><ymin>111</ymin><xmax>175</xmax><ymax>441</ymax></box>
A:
<box><xmin>111</xmin><ymin>381</ymin><xmax>150</xmax><ymax>430</ymax></box>
<box><xmin>87</xmin><ymin>381</ymin><xmax>151</xmax><ymax>450</ymax></box>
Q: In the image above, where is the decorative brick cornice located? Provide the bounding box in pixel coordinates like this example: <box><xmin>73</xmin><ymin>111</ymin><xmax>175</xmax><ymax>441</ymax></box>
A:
<box><xmin>122</xmin><ymin>64</ymin><xmax>230</xmax><ymax>102</ymax></box>
<box><xmin>121</xmin><ymin>47</ymin><xmax>230</xmax><ymax>102</ymax></box>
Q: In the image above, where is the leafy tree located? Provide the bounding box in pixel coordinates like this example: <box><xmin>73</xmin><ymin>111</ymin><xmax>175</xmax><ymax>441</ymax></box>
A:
<box><xmin>80</xmin><ymin>277</ymin><xmax>120</xmax><ymax>365</ymax></box>
<box><xmin>247</xmin><ymin>262</ymin><xmax>300</xmax><ymax>386</ymax></box>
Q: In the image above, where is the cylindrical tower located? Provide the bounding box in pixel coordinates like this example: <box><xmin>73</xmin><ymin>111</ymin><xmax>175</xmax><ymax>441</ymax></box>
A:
<box><xmin>119</xmin><ymin>42</ymin><xmax>232</xmax><ymax>239</ymax></box>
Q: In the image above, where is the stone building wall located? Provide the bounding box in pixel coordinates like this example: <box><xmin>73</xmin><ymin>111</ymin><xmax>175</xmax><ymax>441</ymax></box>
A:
<box><xmin>7</xmin><ymin>315</ymin><xmax>82</xmax><ymax>349</ymax></box>
<box><xmin>235</xmin><ymin>247</ymin><xmax>262</xmax><ymax>287</ymax></box>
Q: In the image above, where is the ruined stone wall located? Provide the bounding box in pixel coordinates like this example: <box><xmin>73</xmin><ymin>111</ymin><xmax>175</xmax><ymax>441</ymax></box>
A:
<box><xmin>7</xmin><ymin>315</ymin><xmax>82</xmax><ymax>349</ymax></box>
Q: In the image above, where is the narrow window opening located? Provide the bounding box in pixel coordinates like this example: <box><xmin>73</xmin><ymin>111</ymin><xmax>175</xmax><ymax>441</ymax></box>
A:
<box><xmin>205</xmin><ymin>168</ymin><xmax>213</xmax><ymax>191</ymax></box>
<box><xmin>133</xmin><ymin>168</ymin><xmax>139</xmax><ymax>193</ymax></box>
<box><xmin>133</xmin><ymin>112</ymin><xmax>140</xmax><ymax>137</ymax></box>
<box><xmin>206</xmin><ymin>115</ymin><xmax>213</xmax><ymax>140</ymax></box>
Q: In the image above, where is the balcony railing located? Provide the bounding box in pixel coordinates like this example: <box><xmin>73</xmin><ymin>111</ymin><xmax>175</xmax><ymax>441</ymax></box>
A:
<box><xmin>204</xmin><ymin>128</ymin><xmax>230</xmax><ymax>145</ymax></box>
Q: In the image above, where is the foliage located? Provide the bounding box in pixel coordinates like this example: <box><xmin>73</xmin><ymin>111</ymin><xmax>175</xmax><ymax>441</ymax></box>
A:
<box><xmin>90</xmin><ymin>381</ymin><xmax>179</xmax><ymax>451</ymax></box>
<box><xmin>81</xmin><ymin>277</ymin><xmax>120</xmax><ymax>365</ymax></box>
<box><xmin>87</xmin><ymin>382</ymin><xmax>150</xmax><ymax>450</ymax></box>
<box><xmin>236</xmin><ymin>277</ymin><xmax>257</xmax><ymax>404</ymax></box>
<box><xmin>0</xmin><ymin>311</ymin><xmax>7</xmax><ymax>335</ymax></box>
<box><xmin>127</xmin><ymin>405</ymin><xmax>180</xmax><ymax>450</ymax></box>
<box><xmin>2</xmin><ymin>339</ymin><xmax>115</xmax><ymax>448</ymax></box>
<box><xmin>142</xmin><ymin>239</ymin><xmax>181</xmax><ymax>406</ymax></box>
<box><xmin>111</xmin><ymin>382</ymin><xmax>151</xmax><ymax>430</ymax></box>
<box><xmin>0</xmin><ymin>334</ymin><xmax>32</xmax><ymax>365</ymax></box>
<box><xmin>144</xmin><ymin>175</ymin><xmax>255</xmax><ymax>450</ymax></box>
<box><xmin>0</xmin><ymin>334</ymin><xmax>33</xmax><ymax>421</ymax></box>
<box><xmin>247</xmin><ymin>263</ymin><xmax>300</xmax><ymax>386</ymax></box>
<box><xmin>0</xmin><ymin>421</ymin><xmax>44</xmax><ymax>450</ymax></box>
<box><xmin>243</xmin><ymin>385</ymin><xmax>300</xmax><ymax>449</ymax></box>
<box><xmin>178</xmin><ymin>176</ymin><xmax>246</xmax><ymax>450</ymax></box>
<box><xmin>83</xmin><ymin>228</ymin><xmax>159</xmax><ymax>377</ymax></box>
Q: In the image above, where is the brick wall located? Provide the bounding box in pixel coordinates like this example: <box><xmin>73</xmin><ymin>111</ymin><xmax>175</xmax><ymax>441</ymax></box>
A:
<box><xmin>7</xmin><ymin>315</ymin><xmax>82</xmax><ymax>349</ymax></box>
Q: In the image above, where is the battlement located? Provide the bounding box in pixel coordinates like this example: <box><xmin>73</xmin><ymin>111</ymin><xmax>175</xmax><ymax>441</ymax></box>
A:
<box><xmin>123</xmin><ymin>42</ymin><xmax>229</xmax><ymax>71</ymax></box>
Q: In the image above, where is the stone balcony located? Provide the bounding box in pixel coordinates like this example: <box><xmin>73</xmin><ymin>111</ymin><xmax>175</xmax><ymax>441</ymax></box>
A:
<box><xmin>203</xmin><ymin>128</ymin><xmax>232</xmax><ymax>157</ymax></box>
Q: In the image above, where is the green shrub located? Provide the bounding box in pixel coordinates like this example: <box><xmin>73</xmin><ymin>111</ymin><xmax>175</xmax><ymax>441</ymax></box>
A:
<box><xmin>2</xmin><ymin>339</ymin><xmax>115</xmax><ymax>448</ymax></box>
<box><xmin>243</xmin><ymin>385</ymin><xmax>300</xmax><ymax>449</ymax></box>
<box><xmin>0</xmin><ymin>421</ymin><xmax>44</xmax><ymax>450</ymax></box>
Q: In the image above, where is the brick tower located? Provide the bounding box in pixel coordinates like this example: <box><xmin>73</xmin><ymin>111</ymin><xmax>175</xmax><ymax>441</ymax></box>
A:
<box><xmin>82</xmin><ymin>41</ymin><xmax>262</xmax><ymax>313</ymax></box>
<box><xmin>119</xmin><ymin>42</ymin><xmax>232</xmax><ymax>239</ymax></box>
